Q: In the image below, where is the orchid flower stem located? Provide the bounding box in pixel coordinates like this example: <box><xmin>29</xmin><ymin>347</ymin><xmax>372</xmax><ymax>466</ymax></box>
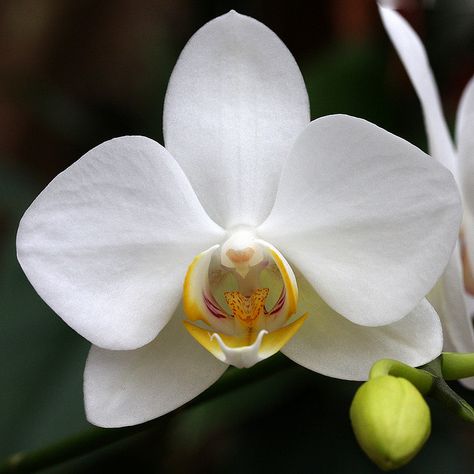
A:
<box><xmin>0</xmin><ymin>354</ymin><xmax>293</xmax><ymax>474</ymax></box>
<box><xmin>421</xmin><ymin>356</ymin><xmax>474</xmax><ymax>423</ymax></box>
<box><xmin>441</xmin><ymin>352</ymin><xmax>474</xmax><ymax>380</ymax></box>
<box><xmin>370</xmin><ymin>356</ymin><xmax>474</xmax><ymax>423</ymax></box>
<box><xmin>368</xmin><ymin>359</ymin><xmax>434</xmax><ymax>394</ymax></box>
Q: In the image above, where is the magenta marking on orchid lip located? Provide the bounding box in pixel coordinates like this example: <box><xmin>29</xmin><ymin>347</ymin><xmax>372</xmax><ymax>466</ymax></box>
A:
<box><xmin>269</xmin><ymin>287</ymin><xmax>286</xmax><ymax>315</ymax></box>
<box><xmin>203</xmin><ymin>292</ymin><xmax>228</xmax><ymax>319</ymax></box>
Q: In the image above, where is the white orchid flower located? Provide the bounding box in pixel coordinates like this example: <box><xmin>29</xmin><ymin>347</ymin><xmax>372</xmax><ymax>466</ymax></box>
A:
<box><xmin>17</xmin><ymin>11</ymin><xmax>461</xmax><ymax>427</ymax></box>
<box><xmin>378</xmin><ymin>4</ymin><xmax>474</xmax><ymax>387</ymax></box>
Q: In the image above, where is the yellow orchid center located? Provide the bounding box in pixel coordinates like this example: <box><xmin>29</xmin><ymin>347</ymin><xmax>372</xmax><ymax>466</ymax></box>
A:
<box><xmin>182</xmin><ymin>230</ymin><xmax>307</xmax><ymax>368</ymax></box>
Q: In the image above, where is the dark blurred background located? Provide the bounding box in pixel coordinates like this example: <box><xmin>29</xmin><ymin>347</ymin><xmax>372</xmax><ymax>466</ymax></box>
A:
<box><xmin>1</xmin><ymin>0</ymin><xmax>474</xmax><ymax>472</ymax></box>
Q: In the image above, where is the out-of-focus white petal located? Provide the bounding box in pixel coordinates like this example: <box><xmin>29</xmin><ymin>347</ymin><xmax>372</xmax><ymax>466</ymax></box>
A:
<box><xmin>429</xmin><ymin>250</ymin><xmax>474</xmax><ymax>352</ymax></box>
<box><xmin>84</xmin><ymin>309</ymin><xmax>228</xmax><ymax>428</ymax></box>
<box><xmin>456</xmin><ymin>76</ymin><xmax>474</xmax><ymax>215</ymax></box>
<box><xmin>17</xmin><ymin>136</ymin><xmax>225</xmax><ymax>350</ymax></box>
<box><xmin>282</xmin><ymin>276</ymin><xmax>442</xmax><ymax>381</ymax></box>
<box><xmin>259</xmin><ymin>115</ymin><xmax>461</xmax><ymax>327</ymax></box>
<box><xmin>428</xmin><ymin>249</ymin><xmax>474</xmax><ymax>389</ymax></box>
<box><xmin>163</xmin><ymin>10</ymin><xmax>309</xmax><ymax>228</ymax></box>
<box><xmin>456</xmin><ymin>76</ymin><xmax>474</xmax><ymax>149</ymax></box>
<box><xmin>378</xmin><ymin>4</ymin><xmax>458</xmax><ymax>177</ymax></box>
<box><xmin>464</xmin><ymin>210</ymin><xmax>474</xmax><ymax>281</ymax></box>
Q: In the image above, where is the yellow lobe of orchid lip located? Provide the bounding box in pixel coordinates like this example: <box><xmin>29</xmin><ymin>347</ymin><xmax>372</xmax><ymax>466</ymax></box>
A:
<box><xmin>182</xmin><ymin>233</ymin><xmax>307</xmax><ymax>368</ymax></box>
<box><xmin>264</xmin><ymin>244</ymin><xmax>298</xmax><ymax>317</ymax></box>
<box><xmin>183</xmin><ymin>313</ymin><xmax>307</xmax><ymax>369</ymax></box>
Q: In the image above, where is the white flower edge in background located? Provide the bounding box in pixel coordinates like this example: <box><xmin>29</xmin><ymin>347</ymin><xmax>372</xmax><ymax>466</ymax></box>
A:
<box><xmin>378</xmin><ymin>4</ymin><xmax>474</xmax><ymax>388</ymax></box>
<box><xmin>17</xmin><ymin>11</ymin><xmax>461</xmax><ymax>427</ymax></box>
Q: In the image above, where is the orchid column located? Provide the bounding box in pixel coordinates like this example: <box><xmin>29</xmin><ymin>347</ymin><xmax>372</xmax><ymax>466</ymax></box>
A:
<box><xmin>17</xmin><ymin>11</ymin><xmax>461</xmax><ymax>427</ymax></box>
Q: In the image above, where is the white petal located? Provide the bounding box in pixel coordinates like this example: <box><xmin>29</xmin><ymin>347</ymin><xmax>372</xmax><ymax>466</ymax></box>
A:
<box><xmin>17</xmin><ymin>136</ymin><xmax>225</xmax><ymax>350</ymax></box>
<box><xmin>259</xmin><ymin>115</ymin><xmax>461</xmax><ymax>326</ymax></box>
<box><xmin>163</xmin><ymin>11</ymin><xmax>309</xmax><ymax>228</ymax></box>
<box><xmin>428</xmin><ymin>249</ymin><xmax>474</xmax><ymax>353</ymax></box>
<box><xmin>464</xmin><ymin>210</ymin><xmax>474</xmax><ymax>280</ymax></box>
<box><xmin>378</xmin><ymin>4</ymin><xmax>458</xmax><ymax>177</ymax></box>
<box><xmin>461</xmin><ymin>372</ymin><xmax>474</xmax><ymax>390</ymax></box>
<box><xmin>456</xmin><ymin>76</ymin><xmax>474</xmax><ymax>214</ymax></box>
<box><xmin>429</xmin><ymin>248</ymin><xmax>474</xmax><ymax>390</ymax></box>
<box><xmin>456</xmin><ymin>76</ymin><xmax>474</xmax><ymax>152</ymax></box>
<box><xmin>282</xmin><ymin>277</ymin><xmax>442</xmax><ymax>381</ymax></box>
<box><xmin>84</xmin><ymin>309</ymin><xmax>228</xmax><ymax>427</ymax></box>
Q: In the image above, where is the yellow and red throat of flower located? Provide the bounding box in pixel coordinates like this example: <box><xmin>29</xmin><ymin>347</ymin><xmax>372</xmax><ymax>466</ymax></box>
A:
<box><xmin>182</xmin><ymin>230</ymin><xmax>307</xmax><ymax>368</ymax></box>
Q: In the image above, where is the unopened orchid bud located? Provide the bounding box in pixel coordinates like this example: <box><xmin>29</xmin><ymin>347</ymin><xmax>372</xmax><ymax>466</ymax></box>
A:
<box><xmin>350</xmin><ymin>375</ymin><xmax>431</xmax><ymax>471</ymax></box>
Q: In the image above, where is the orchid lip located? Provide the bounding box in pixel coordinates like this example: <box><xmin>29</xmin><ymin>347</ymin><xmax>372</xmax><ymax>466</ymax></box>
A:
<box><xmin>211</xmin><ymin>330</ymin><xmax>268</xmax><ymax>369</ymax></box>
<box><xmin>182</xmin><ymin>233</ymin><xmax>306</xmax><ymax>368</ymax></box>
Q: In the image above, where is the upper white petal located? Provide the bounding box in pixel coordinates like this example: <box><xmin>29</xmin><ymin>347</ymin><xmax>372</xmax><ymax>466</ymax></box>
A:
<box><xmin>17</xmin><ymin>136</ymin><xmax>225</xmax><ymax>350</ymax></box>
<box><xmin>84</xmin><ymin>309</ymin><xmax>228</xmax><ymax>427</ymax></box>
<box><xmin>259</xmin><ymin>115</ymin><xmax>461</xmax><ymax>326</ymax></box>
<box><xmin>282</xmin><ymin>277</ymin><xmax>442</xmax><ymax>381</ymax></box>
<box><xmin>378</xmin><ymin>4</ymin><xmax>458</xmax><ymax>177</ymax></box>
<box><xmin>163</xmin><ymin>10</ymin><xmax>310</xmax><ymax>229</ymax></box>
<box><xmin>456</xmin><ymin>76</ymin><xmax>474</xmax><ymax>214</ymax></box>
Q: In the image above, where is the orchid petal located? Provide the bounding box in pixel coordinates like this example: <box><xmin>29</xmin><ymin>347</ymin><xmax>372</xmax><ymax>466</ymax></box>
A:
<box><xmin>163</xmin><ymin>10</ymin><xmax>310</xmax><ymax>228</ymax></box>
<box><xmin>429</xmin><ymin>249</ymin><xmax>474</xmax><ymax>390</ymax></box>
<box><xmin>282</xmin><ymin>277</ymin><xmax>442</xmax><ymax>381</ymax></box>
<box><xmin>84</xmin><ymin>310</ymin><xmax>228</xmax><ymax>427</ymax></box>
<box><xmin>456</xmin><ymin>76</ymin><xmax>474</xmax><ymax>217</ymax></box>
<box><xmin>463</xmin><ymin>210</ymin><xmax>474</xmax><ymax>287</ymax></box>
<box><xmin>378</xmin><ymin>4</ymin><xmax>458</xmax><ymax>176</ymax></box>
<box><xmin>428</xmin><ymin>250</ymin><xmax>474</xmax><ymax>388</ymax></box>
<box><xmin>259</xmin><ymin>115</ymin><xmax>461</xmax><ymax>327</ymax></box>
<box><xmin>17</xmin><ymin>136</ymin><xmax>225</xmax><ymax>350</ymax></box>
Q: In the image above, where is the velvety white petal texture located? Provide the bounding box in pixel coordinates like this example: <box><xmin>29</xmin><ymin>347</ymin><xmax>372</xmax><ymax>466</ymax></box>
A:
<box><xmin>378</xmin><ymin>4</ymin><xmax>458</xmax><ymax>177</ymax></box>
<box><xmin>163</xmin><ymin>10</ymin><xmax>310</xmax><ymax>228</ymax></box>
<box><xmin>259</xmin><ymin>115</ymin><xmax>461</xmax><ymax>327</ymax></box>
<box><xmin>457</xmin><ymin>76</ymin><xmax>474</xmax><ymax>216</ymax></box>
<box><xmin>282</xmin><ymin>276</ymin><xmax>443</xmax><ymax>381</ymax></box>
<box><xmin>17</xmin><ymin>136</ymin><xmax>225</xmax><ymax>350</ymax></box>
<box><xmin>84</xmin><ymin>310</ymin><xmax>228</xmax><ymax>427</ymax></box>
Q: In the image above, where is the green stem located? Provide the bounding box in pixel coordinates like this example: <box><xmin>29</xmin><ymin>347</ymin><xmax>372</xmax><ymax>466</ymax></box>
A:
<box><xmin>369</xmin><ymin>359</ymin><xmax>434</xmax><ymax>394</ymax></box>
<box><xmin>0</xmin><ymin>354</ymin><xmax>293</xmax><ymax>474</ymax></box>
<box><xmin>421</xmin><ymin>357</ymin><xmax>474</xmax><ymax>423</ymax></box>
<box><xmin>0</xmin><ymin>426</ymin><xmax>145</xmax><ymax>474</ymax></box>
<box><xmin>441</xmin><ymin>352</ymin><xmax>474</xmax><ymax>380</ymax></box>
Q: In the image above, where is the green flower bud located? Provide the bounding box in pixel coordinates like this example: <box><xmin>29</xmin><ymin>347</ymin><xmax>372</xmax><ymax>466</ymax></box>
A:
<box><xmin>350</xmin><ymin>375</ymin><xmax>431</xmax><ymax>471</ymax></box>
